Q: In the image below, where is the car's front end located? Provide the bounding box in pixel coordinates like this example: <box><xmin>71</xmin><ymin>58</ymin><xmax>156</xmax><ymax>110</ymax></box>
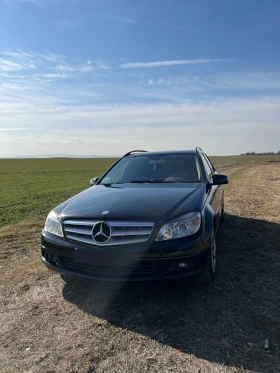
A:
<box><xmin>41</xmin><ymin>188</ymin><xmax>210</xmax><ymax>281</ymax></box>
<box><xmin>41</xmin><ymin>214</ymin><xmax>210</xmax><ymax>281</ymax></box>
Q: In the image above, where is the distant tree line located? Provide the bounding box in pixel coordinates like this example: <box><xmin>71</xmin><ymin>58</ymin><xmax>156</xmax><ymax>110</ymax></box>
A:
<box><xmin>241</xmin><ymin>151</ymin><xmax>280</xmax><ymax>155</ymax></box>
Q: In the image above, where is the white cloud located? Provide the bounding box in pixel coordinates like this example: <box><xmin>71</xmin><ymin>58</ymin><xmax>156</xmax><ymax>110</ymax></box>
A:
<box><xmin>0</xmin><ymin>49</ymin><xmax>111</xmax><ymax>83</ymax></box>
<box><xmin>137</xmin><ymin>72</ymin><xmax>280</xmax><ymax>94</ymax></box>
<box><xmin>38</xmin><ymin>72</ymin><xmax>73</xmax><ymax>79</ymax></box>
<box><xmin>56</xmin><ymin>64</ymin><xmax>93</xmax><ymax>73</ymax></box>
<box><xmin>2</xmin><ymin>50</ymin><xmax>33</xmax><ymax>59</ymax></box>
<box><xmin>1</xmin><ymin>96</ymin><xmax>280</xmax><ymax>156</ymax></box>
<box><xmin>0</xmin><ymin>57</ymin><xmax>25</xmax><ymax>71</ymax></box>
<box><xmin>0</xmin><ymin>128</ymin><xmax>31</xmax><ymax>131</ymax></box>
<box><xmin>1</xmin><ymin>49</ymin><xmax>280</xmax><ymax>157</ymax></box>
<box><xmin>37</xmin><ymin>52</ymin><xmax>65</xmax><ymax>64</ymax></box>
<box><xmin>120</xmin><ymin>59</ymin><xmax>232</xmax><ymax>69</ymax></box>
<box><xmin>0</xmin><ymin>50</ymin><xmax>39</xmax><ymax>72</ymax></box>
<box><xmin>56</xmin><ymin>62</ymin><xmax>110</xmax><ymax>72</ymax></box>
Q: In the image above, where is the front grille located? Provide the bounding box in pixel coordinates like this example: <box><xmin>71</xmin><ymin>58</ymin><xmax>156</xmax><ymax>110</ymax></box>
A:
<box><xmin>60</xmin><ymin>257</ymin><xmax>158</xmax><ymax>278</ymax></box>
<box><xmin>63</xmin><ymin>220</ymin><xmax>154</xmax><ymax>246</ymax></box>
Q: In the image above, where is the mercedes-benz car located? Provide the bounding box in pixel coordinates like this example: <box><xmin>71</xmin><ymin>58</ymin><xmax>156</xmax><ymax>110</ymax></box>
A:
<box><xmin>41</xmin><ymin>148</ymin><xmax>228</xmax><ymax>283</ymax></box>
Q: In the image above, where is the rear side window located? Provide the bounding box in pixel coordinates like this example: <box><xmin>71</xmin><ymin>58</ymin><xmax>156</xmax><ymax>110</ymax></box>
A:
<box><xmin>195</xmin><ymin>157</ymin><xmax>202</xmax><ymax>180</ymax></box>
<box><xmin>201</xmin><ymin>154</ymin><xmax>212</xmax><ymax>179</ymax></box>
<box><xmin>203</xmin><ymin>154</ymin><xmax>215</xmax><ymax>173</ymax></box>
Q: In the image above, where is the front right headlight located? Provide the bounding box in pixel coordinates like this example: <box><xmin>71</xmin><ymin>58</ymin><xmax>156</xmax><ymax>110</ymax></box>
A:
<box><xmin>156</xmin><ymin>212</ymin><xmax>201</xmax><ymax>241</ymax></box>
<box><xmin>44</xmin><ymin>210</ymin><xmax>64</xmax><ymax>237</ymax></box>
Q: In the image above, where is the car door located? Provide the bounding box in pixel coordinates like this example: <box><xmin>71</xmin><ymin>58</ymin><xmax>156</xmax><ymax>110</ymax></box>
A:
<box><xmin>201</xmin><ymin>153</ymin><xmax>223</xmax><ymax>227</ymax></box>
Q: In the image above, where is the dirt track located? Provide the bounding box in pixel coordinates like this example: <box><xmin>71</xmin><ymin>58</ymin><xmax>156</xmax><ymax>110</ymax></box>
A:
<box><xmin>0</xmin><ymin>162</ymin><xmax>280</xmax><ymax>373</ymax></box>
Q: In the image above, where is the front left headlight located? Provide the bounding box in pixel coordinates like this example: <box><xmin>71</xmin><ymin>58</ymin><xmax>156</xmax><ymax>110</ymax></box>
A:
<box><xmin>156</xmin><ymin>212</ymin><xmax>201</xmax><ymax>241</ymax></box>
<box><xmin>44</xmin><ymin>210</ymin><xmax>64</xmax><ymax>237</ymax></box>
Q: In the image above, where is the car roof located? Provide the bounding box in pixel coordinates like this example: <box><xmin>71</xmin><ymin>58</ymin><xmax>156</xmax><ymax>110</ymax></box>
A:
<box><xmin>126</xmin><ymin>150</ymin><xmax>197</xmax><ymax>157</ymax></box>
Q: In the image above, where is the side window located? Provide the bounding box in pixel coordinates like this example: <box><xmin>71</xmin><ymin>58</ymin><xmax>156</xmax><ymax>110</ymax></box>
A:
<box><xmin>195</xmin><ymin>157</ymin><xmax>202</xmax><ymax>181</ymax></box>
<box><xmin>201</xmin><ymin>154</ymin><xmax>212</xmax><ymax>179</ymax></box>
<box><xmin>203</xmin><ymin>154</ymin><xmax>215</xmax><ymax>173</ymax></box>
<box><xmin>101</xmin><ymin>160</ymin><xmax>129</xmax><ymax>184</ymax></box>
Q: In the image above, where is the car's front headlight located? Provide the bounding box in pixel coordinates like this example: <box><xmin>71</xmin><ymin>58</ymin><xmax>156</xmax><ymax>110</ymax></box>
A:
<box><xmin>44</xmin><ymin>210</ymin><xmax>64</xmax><ymax>237</ymax></box>
<box><xmin>156</xmin><ymin>212</ymin><xmax>201</xmax><ymax>241</ymax></box>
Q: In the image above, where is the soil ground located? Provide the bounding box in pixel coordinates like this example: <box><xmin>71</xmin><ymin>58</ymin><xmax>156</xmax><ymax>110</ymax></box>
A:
<box><xmin>0</xmin><ymin>162</ymin><xmax>280</xmax><ymax>373</ymax></box>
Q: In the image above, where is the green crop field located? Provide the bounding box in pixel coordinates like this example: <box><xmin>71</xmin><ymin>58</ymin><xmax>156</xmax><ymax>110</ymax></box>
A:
<box><xmin>210</xmin><ymin>154</ymin><xmax>280</xmax><ymax>164</ymax></box>
<box><xmin>0</xmin><ymin>158</ymin><xmax>116</xmax><ymax>227</ymax></box>
<box><xmin>0</xmin><ymin>155</ymin><xmax>279</xmax><ymax>227</ymax></box>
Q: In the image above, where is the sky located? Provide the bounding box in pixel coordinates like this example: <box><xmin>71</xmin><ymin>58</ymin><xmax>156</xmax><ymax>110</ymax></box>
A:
<box><xmin>1</xmin><ymin>0</ymin><xmax>280</xmax><ymax>157</ymax></box>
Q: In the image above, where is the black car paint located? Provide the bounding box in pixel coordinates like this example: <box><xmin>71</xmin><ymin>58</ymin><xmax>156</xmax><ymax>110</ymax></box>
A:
<box><xmin>58</xmin><ymin>184</ymin><xmax>203</xmax><ymax>224</ymax></box>
<box><xmin>41</xmin><ymin>149</ymin><xmax>227</xmax><ymax>281</ymax></box>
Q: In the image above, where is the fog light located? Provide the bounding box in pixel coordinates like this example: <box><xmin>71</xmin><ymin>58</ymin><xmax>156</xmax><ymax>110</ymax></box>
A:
<box><xmin>42</xmin><ymin>251</ymin><xmax>53</xmax><ymax>263</ymax></box>
<box><xmin>178</xmin><ymin>262</ymin><xmax>188</xmax><ymax>269</ymax></box>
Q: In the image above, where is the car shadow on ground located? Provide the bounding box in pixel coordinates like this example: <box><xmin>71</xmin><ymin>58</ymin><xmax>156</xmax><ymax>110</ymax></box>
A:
<box><xmin>63</xmin><ymin>214</ymin><xmax>280</xmax><ymax>372</ymax></box>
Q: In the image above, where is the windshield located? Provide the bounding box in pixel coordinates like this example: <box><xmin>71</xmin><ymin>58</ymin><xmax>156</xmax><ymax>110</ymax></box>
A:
<box><xmin>100</xmin><ymin>154</ymin><xmax>201</xmax><ymax>184</ymax></box>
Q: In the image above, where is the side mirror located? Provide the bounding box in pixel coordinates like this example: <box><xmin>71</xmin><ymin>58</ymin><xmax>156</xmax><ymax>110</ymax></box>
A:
<box><xmin>90</xmin><ymin>177</ymin><xmax>99</xmax><ymax>186</ymax></box>
<box><xmin>212</xmin><ymin>174</ymin><xmax>228</xmax><ymax>185</ymax></box>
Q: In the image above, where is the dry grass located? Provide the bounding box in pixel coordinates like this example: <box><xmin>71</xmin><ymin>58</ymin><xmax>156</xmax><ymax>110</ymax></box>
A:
<box><xmin>0</xmin><ymin>162</ymin><xmax>280</xmax><ymax>373</ymax></box>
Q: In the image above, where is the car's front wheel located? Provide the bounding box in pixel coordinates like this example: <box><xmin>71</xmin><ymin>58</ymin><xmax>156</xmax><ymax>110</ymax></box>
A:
<box><xmin>198</xmin><ymin>233</ymin><xmax>216</xmax><ymax>283</ymax></box>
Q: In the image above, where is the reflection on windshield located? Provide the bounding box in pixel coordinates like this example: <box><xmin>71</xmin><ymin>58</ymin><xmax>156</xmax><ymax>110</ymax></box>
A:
<box><xmin>100</xmin><ymin>154</ymin><xmax>201</xmax><ymax>185</ymax></box>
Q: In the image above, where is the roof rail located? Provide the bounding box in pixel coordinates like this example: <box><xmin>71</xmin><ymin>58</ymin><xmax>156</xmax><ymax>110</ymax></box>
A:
<box><xmin>123</xmin><ymin>150</ymin><xmax>148</xmax><ymax>157</ymax></box>
<box><xmin>195</xmin><ymin>147</ymin><xmax>203</xmax><ymax>152</ymax></box>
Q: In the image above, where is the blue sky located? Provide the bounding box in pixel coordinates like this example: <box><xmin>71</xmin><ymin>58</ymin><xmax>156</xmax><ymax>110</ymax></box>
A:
<box><xmin>1</xmin><ymin>0</ymin><xmax>280</xmax><ymax>156</ymax></box>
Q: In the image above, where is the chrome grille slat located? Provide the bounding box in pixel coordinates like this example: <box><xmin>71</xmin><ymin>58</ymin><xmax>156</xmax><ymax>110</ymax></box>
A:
<box><xmin>111</xmin><ymin>229</ymin><xmax>152</xmax><ymax>237</ymax></box>
<box><xmin>109</xmin><ymin>222</ymin><xmax>153</xmax><ymax>227</ymax></box>
<box><xmin>65</xmin><ymin>221</ymin><xmax>97</xmax><ymax>226</ymax></box>
<box><xmin>63</xmin><ymin>220</ymin><xmax>153</xmax><ymax>227</ymax></box>
<box><xmin>64</xmin><ymin>227</ymin><xmax>92</xmax><ymax>235</ymax></box>
<box><xmin>63</xmin><ymin>220</ymin><xmax>154</xmax><ymax>246</ymax></box>
<box><xmin>65</xmin><ymin>234</ymin><xmax>100</xmax><ymax>246</ymax></box>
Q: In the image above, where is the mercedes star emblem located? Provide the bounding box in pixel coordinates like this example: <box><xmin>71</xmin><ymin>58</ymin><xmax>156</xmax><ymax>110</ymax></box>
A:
<box><xmin>92</xmin><ymin>221</ymin><xmax>111</xmax><ymax>244</ymax></box>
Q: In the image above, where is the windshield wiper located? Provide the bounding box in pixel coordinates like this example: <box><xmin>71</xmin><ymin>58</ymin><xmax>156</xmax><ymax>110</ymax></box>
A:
<box><xmin>101</xmin><ymin>182</ymin><xmax>124</xmax><ymax>186</ymax></box>
<box><xmin>102</xmin><ymin>180</ymin><xmax>186</xmax><ymax>186</ymax></box>
<box><xmin>128</xmin><ymin>180</ymin><xmax>177</xmax><ymax>183</ymax></box>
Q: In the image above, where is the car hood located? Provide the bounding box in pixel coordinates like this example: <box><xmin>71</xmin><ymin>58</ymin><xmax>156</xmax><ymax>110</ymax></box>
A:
<box><xmin>58</xmin><ymin>184</ymin><xmax>205</xmax><ymax>225</ymax></box>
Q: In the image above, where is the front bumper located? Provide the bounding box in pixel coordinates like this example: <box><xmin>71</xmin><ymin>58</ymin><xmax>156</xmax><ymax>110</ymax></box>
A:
<box><xmin>41</xmin><ymin>230</ymin><xmax>209</xmax><ymax>282</ymax></box>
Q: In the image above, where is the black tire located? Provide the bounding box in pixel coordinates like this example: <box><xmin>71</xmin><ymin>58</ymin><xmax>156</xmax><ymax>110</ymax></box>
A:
<box><xmin>198</xmin><ymin>233</ymin><xmax>217</xmax><ymax>284</ymax></box>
